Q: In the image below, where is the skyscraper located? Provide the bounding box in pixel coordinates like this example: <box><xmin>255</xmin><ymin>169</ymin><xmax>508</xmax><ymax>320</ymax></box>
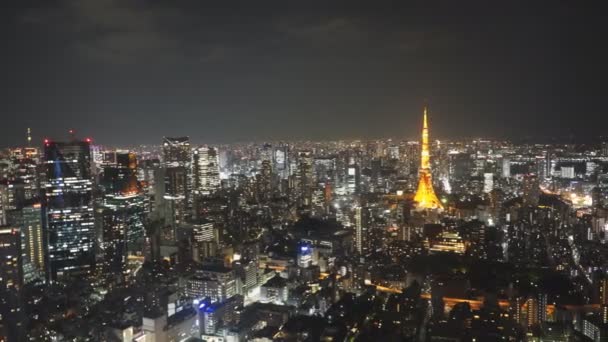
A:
<box><xmin>139</xmin><ymin>158</ymin><xmax>161</xmax><ymax>212</ymax></box>
<box><xmin>164</xmin><ymin>166</ymin><xmax>188</xmax><ymax>225</ymax></box>
<box><xmin>162</xmin><ymin>137</ymin><xmax>192</xmax><ymax>226</ymax></box>
<box><xmin>297</xmin><ymin>151</ymin><xmax>313</xmax><ymax>207</ymax></box>
<box><xmin>6</xmin><ymin>203</ymin><xmax>45</xmax><ymax>282</ymax></box>
<box><xmin>274</xmin><ymin>144</ymin><xmax>289</xmax><ymax>179</ymax></box>
<box><xmin>502</xmin><ymin>157</ymin><xmax>511</xmax><ymax>178</ymax></box>
<box><xmin>354</xmin><ymin>206</ymin><xmax>370</xmax><ymax>254</ymax></box>
<box><xmin>598</xmin><ymin>277</ymin><xmax>608</xmax><ymax>306</ymax></box>
<box><xmin>413</xmin><ymin>107</ymin><xmax>443</xmax><ymax>210</ymax></box>
<box><xmin>522</xmin><ymin>174</ymin><xmax>540</xmax><ymax>207</ymax></box>
<box><xmin>193</xmin><ymin>146</ymin><xmax>220</xmax><ymax>195</ymax></box>
<box><xmin>0</xmin><ymin>226</ymin><xmax>23</xmax><ymax>291</ymax></box>
<box><xmin>0</xmin><ymin>226</ymin><xmax>26</xmax><ymax>341</ymax></box>
<box><xmin>43</xmin><ymin>139</ymin><xmax>95</xmax><ymax>281</ymax></box>
<box><xmin>98</xmin><ymin>152</ymin><xmax>146</xmax><ymax>277</ymax></box>
<box><xmin>346</xmin><ymin>158</ymin><xmax>359</xmax><ymax>195</ymax></box>
<box><xmin>260</xmin><ymin>143</ymin><xmax>273</xmax><ymax>164</ymax></box>
<box><xmin>525</xmin><ymin>293</ymin><xmax>548</xmax><ymax>326</ymax></box>
<box><xmin>8</xmin><ymin>147</ymin><xmax>40</xmax><ymax>201</ymax></box>
<box><xmin>483</xmin><ymin>173</ymin><xmax>494</xmax><ymax>193</ymax></box>
<box><xmin>0</xmin><ymin>181</ymin><xmax>20</xmax><ymax>225</ymax></box>
<box><xmin>162</xmin><ymin>137</ymin><xmax>191</xmax><ymax>168</ymax></box>
<box><xmin>257</xmin><ymin>159</ymin><xmax>273</xmax><ymax>201</ymax></box>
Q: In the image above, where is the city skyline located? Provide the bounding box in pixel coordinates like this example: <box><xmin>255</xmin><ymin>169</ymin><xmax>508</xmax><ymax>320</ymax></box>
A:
<box><xmin>2</xmin><ymin>1</ymin><xmax>607</xmax><ymax>146</ymax></box>
<box><xmin>5</xmin><ymin>107</ymin><xmax>608</xmax><ymax>150</ymax></box>
<box><xmin>4</xmin><ymin>2</ymin><xmax>608</xmax><ymax>341</ymax></box>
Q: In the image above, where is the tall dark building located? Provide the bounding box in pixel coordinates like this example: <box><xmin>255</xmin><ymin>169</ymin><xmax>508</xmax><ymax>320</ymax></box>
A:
<box><xmin>43</xmin><ymin>139</ymin><xmax>95</xmax><ymax>281</ymax></box>
<box><xmin>0</xmin><ymin>226</ymin><xmax>23</xmax><ymax>291</ymax></box>
<box><xmin>522</xmin><ymin>174</ymin><xmax>540</xmax><ymax>207</ymax></box>
<box><xmin>99</xmin><ymin>152</ymin><xmax>146</xmax><ymax>278</ymax></box>
<box><xmin>164</xmin><ymin>166</ymin><xmax>188</xmax><ymax>225</ymax></box>
<box><xmin>0</xmin><ymin>226</ymin><xmax>26</xmax><ymax>342</ymax></box>
<box><xmin>297</xmin><ymin>151</ymin><xmax>313</xmax><ymax>207</ymax></box>
<box><xmin>257</xmin><ymin>159</ymin><xmax>273</xmax><ymax>202</ymax></box>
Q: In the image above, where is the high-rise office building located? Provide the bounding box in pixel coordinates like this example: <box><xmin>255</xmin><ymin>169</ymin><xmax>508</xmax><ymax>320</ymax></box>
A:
<box><xmin>257</xmin><ymin>159</ymin><xmax>273</xmax><ymax>201</ymax></box>
<box><xmin>522</xmin><ymin>174</ymin><xmax>540</xmax><ymax>207</ymax></box>
<box><xmin>198</xmin><ymin>295</ymin><xmax>243</xmax><ymax>337</ymax></box>
<box><xmin>190</xmin><ymin>219</ymin><xmax>219</xmax><ymax>245</ymax></box>
<box><xmin>274</xmin><ymin>144</ymin><xmax>289</xmax><ymax>179</ymax></box>
<box><xmin>403</xmin><ymin>141</ymin><xmax>420</xmax><ymax>177</ymax></box>
<box><xmin>483</xmin><ymin>173</ymin><xmax>494</xmax><ymax>193</ymax></box>
<box><xmin>414</xmin><ymin>107</ymin><xmax>443</xmax><ymax>210</ymax></box>
<box><xmin>388</xmin><ymin>145</ymin><xmax>400</xmax><ymax>160</ymax></box>
<box><xmin>98</xmin><ymin>152</ymin><xmax>146</xmax><ymax>276</ymax></box>
<box><xmin>539</xmin><ymin>151</ymin><xmax>552</xmax><ymax>180</ymax></box>
<box><xmin>186</xmin><ymin>265</ymin><xmax>236</xmax><ymax>303</ymax></box>
<box><xmin>180</xmin><ymin>218</ymin><xmax>220</xmax><ymax>262</ymax></box>
<box><xmin>599</xmin><ymin>278</ymin><xmax>608</xmax><ymax>306</ymax></box>
<box><xmin>0</xmin><ymin>180</ymin><xmax>27</xmax><ymax>226</ymax></box>
<box><xmin>164</xmin><ymin>166</ymin><xmax>188</xmax><ymax>225</ymax></box>
<box><xmin>138</xmin><ymin>158</ymin><xmax>161</xmax><ymax>212</ymax></box>
<box><xmin>0</xmin><ymin>226</ymin><xmax>26</xmax><ymax>342</ymax></box>
<box><xmin>345</xmin><ymin>159</ymin><xmax>359</xmax><ymax>195</ymax></box>
<box><xmin>297</xmin><ymin>151</ymin><xmax>313</xmax><ymax>207</ymax></box>
<box><xmin>314</xmin><ymin>157</ymin><xmax>337</xmax><ymax>185</ymax></box>
<box><xmin>193</xmin><ymin>146</ymin><xmax>220</xmax><ymax>195</ymax></box>
<box><xmin>233</xmin><ymin>259</ymin><xmax>258</xmax><ymax>295</ymax></box>
<box><xmin>297</xmin><ymin>242</ymin><xmax>313</xmax><ymax>268</ymax></box>
<box><xmin>162</xmin><ymin>137</ymin><xmax>192</xmax><ymax>225</ymax></box>
<box><xmin>162</xmin><ymin>137</ymin><xmax>191</xmax><ymax>168</ymax></box>
<box><xmin>354</xmin><ymin>206</ymin><xmax>370</xmax><ymax>254</ymax></box>
<box><xmin>6</xmin><ymin>203</ymin><xmax>45</xmax><ymax>282</ymax></box>
<box><xmin>0</xmin><ymin>226</ymin><xmax>23</xmax><ymax>291</ymax></box>
<box><xmin>502</xmin><ymin>157</ymin><xmax>511</xmax><ymax>178</ymax></box>
<box><xmin>560</xmin><ymin>165</ymin><xmax>575</xmax><ymax>179</ymax></box>
<box><xmin>525</xmin><ymin>293</ymin><xmax>547</xmax><ymax>326</ymax></box>
<box><xmin>8</xmin><ymin>147</ymin><xmax>40</xmax><ymax>201</ymax></box>
<box><xmin>260</xmin><ymin>143</ymin><xmax>273</xmax><ymax>164</ymax></box>
<box><xmin>44</xmin><ymin>139</ymin><xmax>95</xmax><ymax>281</ymax></box>
<box><xmin>99</xmin><ymin>194</ymin><xmax>146</xmax><ymax>276</ymax></box>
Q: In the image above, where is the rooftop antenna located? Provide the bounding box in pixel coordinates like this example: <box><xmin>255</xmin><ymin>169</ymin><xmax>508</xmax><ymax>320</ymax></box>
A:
<box><xmin>27</xmin><ymin>127</ymin><xmax>32</xmax><ymax>146</ymax></box>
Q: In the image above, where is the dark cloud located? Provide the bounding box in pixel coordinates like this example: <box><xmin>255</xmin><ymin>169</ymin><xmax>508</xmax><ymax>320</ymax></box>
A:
<box><xmin>16</xmin><ymin>1</ymin><xmax>212</xmax><ymax>64</ymax></box>
<box><xmin>0</xmin><ymin>1</ymin><xmax>606</xmax><ymax>147</ymax></box>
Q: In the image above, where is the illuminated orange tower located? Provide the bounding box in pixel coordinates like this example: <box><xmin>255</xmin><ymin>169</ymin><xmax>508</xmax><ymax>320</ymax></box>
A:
<box><xmin>413</xmin><ymin>106</ymin><xmax>443</xmax><ymax>210</ymax></box>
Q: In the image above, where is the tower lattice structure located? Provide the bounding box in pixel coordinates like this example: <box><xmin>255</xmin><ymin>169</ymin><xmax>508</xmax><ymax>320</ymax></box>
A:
<box><xmin>413</xmin><ymin>107</ymin><xmax>443</xmax><ymax>210</ymax></box>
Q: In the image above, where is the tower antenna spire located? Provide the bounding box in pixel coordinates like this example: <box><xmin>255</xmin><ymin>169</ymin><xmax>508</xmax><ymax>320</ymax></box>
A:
<box><xmin>423</xmin><ymin>106</ymin><xmax>428</xmax><ymax>129</ymax></box>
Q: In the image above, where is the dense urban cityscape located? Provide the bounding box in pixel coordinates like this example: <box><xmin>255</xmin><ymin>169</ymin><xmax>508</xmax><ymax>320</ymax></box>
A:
<box><xmin>1</xmin><ymin>108</ymin><xmax>608</xmax><ymax>341</ymax></box>
<box><xmin>3</xmin><ymin>1</ymin><xmax>607</xmax><ymax>341</ymax></box>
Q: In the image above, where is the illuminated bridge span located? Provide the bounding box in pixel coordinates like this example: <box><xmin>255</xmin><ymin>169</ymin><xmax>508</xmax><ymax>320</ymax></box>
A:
<box><xmin>372</xmin><ymin>285</ymin><xmax>606</xmax><ymax>315</ymax></box>
<box><xmin>374</xmin><ymin>284</ymin><xmax>508</xmax><ymax>310</ymax></box>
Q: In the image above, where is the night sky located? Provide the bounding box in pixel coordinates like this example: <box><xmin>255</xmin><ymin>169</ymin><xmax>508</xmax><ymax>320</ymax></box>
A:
<box><xmin>1</xmin><ymin>1</ymin><xmax>606</xmax><ymax>147</ymax></box>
